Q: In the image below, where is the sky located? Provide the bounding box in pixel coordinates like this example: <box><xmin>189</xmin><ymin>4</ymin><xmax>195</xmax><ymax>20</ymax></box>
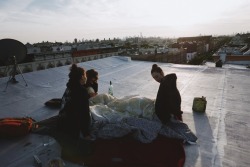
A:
<box><xmin>0</xmin><ymin>0</ymin><xmax>250</xmax><ymax>44</ymax></box>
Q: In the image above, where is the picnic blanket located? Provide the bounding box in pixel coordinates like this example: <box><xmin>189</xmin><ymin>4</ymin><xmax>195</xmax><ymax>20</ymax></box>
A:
<box><xmin>36</xmin><ymin>93</ymin><xmax>197</xmax><ymax>167</ymax></box>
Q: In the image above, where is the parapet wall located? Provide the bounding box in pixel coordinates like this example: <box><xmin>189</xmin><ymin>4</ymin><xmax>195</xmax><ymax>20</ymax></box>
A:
<box><xmin>0</xmin><ymin>52</ymin><xmax>118</xmax><ymax>77</ymax></box>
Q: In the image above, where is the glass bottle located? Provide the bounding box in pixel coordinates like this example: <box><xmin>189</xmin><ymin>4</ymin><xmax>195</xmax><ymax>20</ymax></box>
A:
<box><xmin>108</xmin><ymin>81</ymin><xmax>113</xmax><ymax>96</ymax></box>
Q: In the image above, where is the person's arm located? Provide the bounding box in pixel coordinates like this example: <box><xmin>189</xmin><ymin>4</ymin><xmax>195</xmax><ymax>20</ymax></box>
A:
<box><xmin>155</xmin><ymin>84</ymin><xmax>172</xmax><ymax>124</ymax></box>
<box><xmin>87</xmin><ymin>87</ymin><xmax>97</xmax><ymax>98</ymax></box>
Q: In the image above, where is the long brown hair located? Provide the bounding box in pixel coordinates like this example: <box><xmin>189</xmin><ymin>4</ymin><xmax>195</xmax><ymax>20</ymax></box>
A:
<box><xmin>67</xmin><ymin>64</ymin><xmax>85</xmax><ymax>89</ymax></box>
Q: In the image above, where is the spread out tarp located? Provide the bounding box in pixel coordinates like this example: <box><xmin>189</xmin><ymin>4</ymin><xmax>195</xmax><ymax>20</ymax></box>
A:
<box><xmin>59</xmin><ymin>94</ymin><xmax>195</xmax><ymax>167</ymax></box>
<box><xmin>35</xmin><ymin>116</ymin><xmax>186</xmax><ymax>167</ymax></box>
<box><xmin>36</xmin><ymin>93</ymin><xmax>197</xmax><ymax>167</ymax></box>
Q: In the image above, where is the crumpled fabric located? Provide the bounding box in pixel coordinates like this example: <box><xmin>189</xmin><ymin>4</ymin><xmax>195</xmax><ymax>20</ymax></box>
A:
<box><xmin>89</xmin><ymin>93</ymin><xmax>197</xmax><ymax>143</ymax></box>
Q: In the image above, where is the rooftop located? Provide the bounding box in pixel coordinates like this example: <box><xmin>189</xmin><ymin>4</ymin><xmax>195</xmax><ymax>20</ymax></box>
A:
<box><xmin>0</xmin><ymin>56</ymin><xmax>250</xmax><ymax>167</ymax></box>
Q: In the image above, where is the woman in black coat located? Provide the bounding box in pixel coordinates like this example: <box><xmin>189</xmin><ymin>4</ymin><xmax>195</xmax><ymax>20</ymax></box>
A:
<box><xmin>59</xmin><ymin>64</ymin><xmax>91</xmax><ymax>139</ymax></box>
<box><xmin>151</xmin><ymin>64</ymin><xmax>183</xmax><ymax>124</ymax></box>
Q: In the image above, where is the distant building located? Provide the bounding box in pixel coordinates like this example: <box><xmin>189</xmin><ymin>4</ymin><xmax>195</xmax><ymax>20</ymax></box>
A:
<box><xmin>171</xmin><ymin>41</ymin><xmax>197</xmax><ymax>63</ymax></box>
<box><xmin>213</xmin><ymin>35</ymin><xmax>250</xmax><ymax>65</ymax></box>
<box><xmin>51</xmin><ymin>45</ymin><xmax>72</xmax><ymax>52</ymax></box>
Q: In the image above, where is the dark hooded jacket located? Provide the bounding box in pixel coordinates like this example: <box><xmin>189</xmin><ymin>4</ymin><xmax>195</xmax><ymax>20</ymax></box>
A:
<box><xmin>155</xmin><ymin>73</ymin><xmax>183</xmax><ymax>124</ymax></box>
<box><xmin>58</xmin><ymin>82</ymin><xmax>90</xmax><ymax>139</ymax></box>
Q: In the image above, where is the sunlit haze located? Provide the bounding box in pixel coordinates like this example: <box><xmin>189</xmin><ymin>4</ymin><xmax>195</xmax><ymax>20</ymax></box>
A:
<box><xmin>0</xmin><ymin>0</ymin><xmax>250</xmax><ymax>44</ymax></box>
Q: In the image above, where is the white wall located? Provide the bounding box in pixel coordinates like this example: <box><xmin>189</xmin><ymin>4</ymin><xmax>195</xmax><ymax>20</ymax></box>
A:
<box><xmin>186</xmin><ymin>52</ymin><xmax>197</xmax><ymax>62</ymax></box>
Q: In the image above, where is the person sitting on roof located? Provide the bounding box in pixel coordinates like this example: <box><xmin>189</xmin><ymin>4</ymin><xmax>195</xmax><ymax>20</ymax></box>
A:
<box><xmin>58</xmin><ymin>64</ymin><xmax>91</xmax><ymax>140</ymax></box>
<box><xmin>85</xmin><ymin>69</ymin><xmax>99</xmax><ymax>98</ymax></box>
<box><xmin>151</xmin><ymin>64</ymin><xmax>183</xmax><ymax>124</ymax></box>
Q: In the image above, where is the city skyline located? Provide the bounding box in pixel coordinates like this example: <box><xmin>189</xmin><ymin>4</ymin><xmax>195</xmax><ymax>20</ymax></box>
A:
<box><xmin>0</xmin><ymin>0</ymin><xmax>250</xmax><ymax>44</ymax></box>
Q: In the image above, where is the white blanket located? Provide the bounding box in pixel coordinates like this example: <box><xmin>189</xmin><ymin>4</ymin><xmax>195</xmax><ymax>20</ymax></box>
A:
<box><xmin>89</xmin><ymin>93</ymin><xmax>197</xmax><ymax>143</ymax></box>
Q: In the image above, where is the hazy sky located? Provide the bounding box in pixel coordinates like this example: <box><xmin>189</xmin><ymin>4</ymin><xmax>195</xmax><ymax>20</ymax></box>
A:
<box><xmin>0</xmin><ymin>0</ymin><xmax>250</xmax><ymax>44</ymax></box>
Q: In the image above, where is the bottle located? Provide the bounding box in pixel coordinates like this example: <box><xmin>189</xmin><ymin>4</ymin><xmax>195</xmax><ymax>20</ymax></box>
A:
<box><xmin>108</xmin><ymin>81</ymin><xmax>113</xmax><ymax>96</ymax></box>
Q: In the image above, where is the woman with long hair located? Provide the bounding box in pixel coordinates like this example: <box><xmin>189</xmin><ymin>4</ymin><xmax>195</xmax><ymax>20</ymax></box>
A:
<box><xmin>59</xmin><ymin>64</ymin><xmax>91</xmax><ymax>139</ymax></box>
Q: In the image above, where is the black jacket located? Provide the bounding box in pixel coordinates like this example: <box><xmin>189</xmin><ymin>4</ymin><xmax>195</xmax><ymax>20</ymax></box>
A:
<box><xmin>155</xmin><ymin>73</ymin><xmax>182</xmax><ymax>124</ymax></box>
<box><xmin>59</xmin><ymin>84</ymin><xmax>90</xmax><ymax>139</ymax></box>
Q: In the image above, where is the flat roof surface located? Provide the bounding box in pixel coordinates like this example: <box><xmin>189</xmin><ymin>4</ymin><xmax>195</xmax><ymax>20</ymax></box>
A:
<box><xmin>0</xmin><ymin>56</ymin><xmax>250</xmax><ymax>167</ymax></box>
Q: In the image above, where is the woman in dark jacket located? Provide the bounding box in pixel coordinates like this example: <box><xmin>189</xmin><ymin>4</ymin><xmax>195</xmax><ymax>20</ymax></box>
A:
<box><xmin>59</xmin><ymin>64</ymin><xmax>91</xmax><ymax>139</ymax></box>
<box><xmin>151</xmin><ymin>64</ymin><xmax>183</xmax><ymax>124</ymax></box>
